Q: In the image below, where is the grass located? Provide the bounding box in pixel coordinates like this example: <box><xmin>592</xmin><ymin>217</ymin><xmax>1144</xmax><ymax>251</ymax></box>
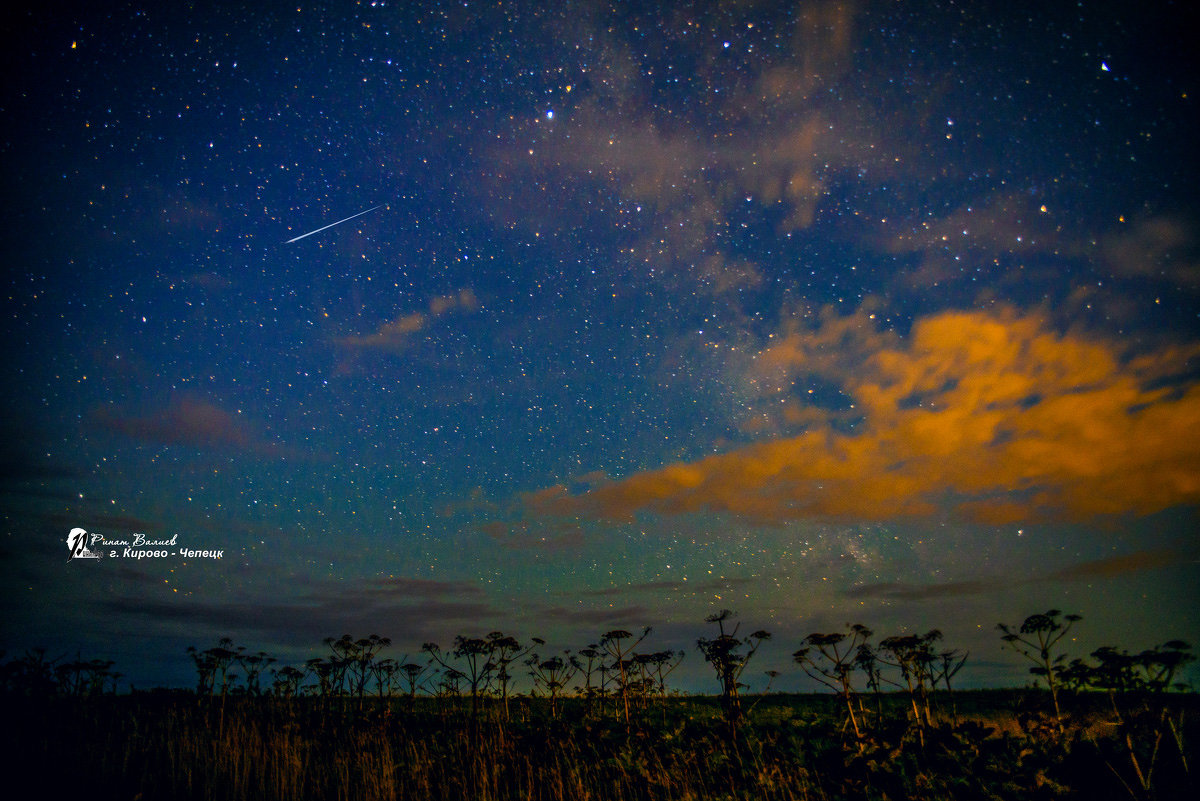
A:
<box><xmin>3</xmin><ymin>690</ymin><xmax>1196</xmax><ymax>801</ymax></box>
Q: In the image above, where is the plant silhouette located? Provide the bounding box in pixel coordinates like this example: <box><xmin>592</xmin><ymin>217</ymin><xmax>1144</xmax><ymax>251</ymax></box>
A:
<box><xmin>4</xmin><ymin>609</ymin><xmax>1197</xmax><ymax>801</ymax></box>
<box><xmin>696</xmin><ymin>610</ymin><xmax>770</xmax><ymax>736</ymax></box>
<box><xmin>997</xmin><ymin>609</ymin><xmax>1081</xmax><ymax>731</ymax></box>
<box><xmin>794</xmin><ymin>624</ymin><xmax>872</xmax><ymax>740</ymax></box>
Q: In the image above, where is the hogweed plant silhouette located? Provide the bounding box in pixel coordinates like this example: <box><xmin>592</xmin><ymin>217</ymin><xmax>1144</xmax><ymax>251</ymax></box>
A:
<box><xmin>269</xmin><ymin>665</ymin><xmax>306</xmax><ymax>699</ymax></box>
<box><xmin>484</xmin><ymin>631</ymin><xmax>532</xmax><ymax>723</ymax></box>
<box><xmin>997</xmin><ymin>609</ymin><xmax>1082</xmax><ymax>732</ymax></box>
<box><xmin>1061</xmin><ymin>638</ymin><xmax>1195</xmax><ymax>797</ymax></box>
<box><xmin>325</xmin><ymin>633</ymin><xmax>392</xmax><ymax>705</ymax></box>
<box><xmin>598</xmin><ymin>627</ymin><xmax>652</xmax><ymax>724</ymax></box>
<box><xmin>794</xmin><ymin>624</ymin><xmax>873</xmax><ymax>741</ymax></box>
<box><xmin>634</xmin><ymin>649</ymin><xmax>685</xmax><ymax>724</ymax></box>
<box><xmin>422</xmin><ymin>633</ymin><xmax>521</xmax><ymax>746</ymax></box>
<box><xmin>696</xmin><ymin>609</ymin><xmax>770</xmax><ymax>737</ymax></box>
<box><xmin>573</xmin><ymin>644</ymin><xmax>607</xmax><ymax>717</ymax></box>
<box><xmin>4</xmin><ymin>610</ymin><xmax>1198</xmax><ymax>801</ymax></box>
<box><xmin>525</xmin><ymin>640</ymin><xmax>578</xmax><ymax>720</ymax></box>
<box><xmin>397</xmin><ymin>661</ymin><xmax>429</xmax><ymax>710</ymax></box>
<box><xmin>878</xmin><ymin>629</ymin><xmax>947</xmax><ymax>745</ymax></box>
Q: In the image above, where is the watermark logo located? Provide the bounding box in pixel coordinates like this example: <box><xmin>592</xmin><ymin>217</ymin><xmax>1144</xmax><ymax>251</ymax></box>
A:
<box><xmin>66</xmin><ymin>528</ymin><xmax>225</xmax><ymax>561</ymax></box>
<box><xmin>67</xmin><ymin>527</ymin><xmax>103</xmax><ymax>561</ymax></box>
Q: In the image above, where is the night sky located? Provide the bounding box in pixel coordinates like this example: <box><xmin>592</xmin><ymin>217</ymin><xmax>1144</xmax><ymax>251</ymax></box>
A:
<box><xmin>2</xmin><ymin>0</ymin><xmax>1198</xmax><ymax>693</ymax></box>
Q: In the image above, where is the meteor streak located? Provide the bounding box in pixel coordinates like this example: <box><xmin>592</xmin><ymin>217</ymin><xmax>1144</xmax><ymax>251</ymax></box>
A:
<box><xmin>285</xmin><ymin>204</ymin><xmax>384</xmax><ymax>243</ymax></box>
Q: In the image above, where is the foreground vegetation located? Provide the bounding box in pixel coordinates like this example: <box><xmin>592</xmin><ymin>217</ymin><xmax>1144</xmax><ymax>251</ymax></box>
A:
<box><xmin>1</xmin><ymin>610</ymin><xmax>1194</xmax><ymax>800</ymax></box>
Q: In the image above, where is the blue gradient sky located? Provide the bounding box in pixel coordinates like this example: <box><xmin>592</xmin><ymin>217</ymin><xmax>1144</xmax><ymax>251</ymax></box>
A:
<box><xmin>2</xmin><ymin>0</ymin><xmax>1197</xmax><ymax>692</ymax></box>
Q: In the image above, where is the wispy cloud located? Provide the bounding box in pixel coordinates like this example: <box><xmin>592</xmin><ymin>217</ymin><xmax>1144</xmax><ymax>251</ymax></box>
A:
<box><xmin>845</xmin><ymin>547</ymin><xmax>1187</xmax><ymax>602</ymax></box>
<box><xmin>478</xmin><ymin>518</ymin><xmax>586</xmax><ymax>552</ymax></box>
<box><xmin>93</xmin><ymin>397</ymin><xmax>284</xmax><ymax>456</ymax></box>
<box><xmin>530</xmin><ymin>604</ymin><xmax>654</xmax><ymax>628</ymax></box>
<box><xmin>334</xmin><ymin>289</ymin><xmax>478</xmax><ymax>354</ymax></box>
<box><xmin>572</xmin><ymin>576</ymin><xmax>754</xmax><ymax>599</ymax></box>
<box><xmin>1098</xmin><ymin>215</ymin><xmax>1200</xmax><ymax>289</ymax></box>
<box><xmin>45</xmin><ymin>511</ymin><xmax>160</xmax><ymax>537</ymax></box>
<box><xmin>1043</xmin><ymin>548</ymin><xmax>1185</xmax><ymax>581</ymax></box>
<box><xmin>480</xmin><ymin>2</ymin><xmax>867</xmax><ymax>295</ymax></box>
<box><xmin>100</xmin><ymin>573</ymin><xmax>498</xmax><ymax>646</ymax></box>
<box><xmin>845</xmin><ymin>580</ymin><xmax>995</xmax><ymax>602</ymax></box>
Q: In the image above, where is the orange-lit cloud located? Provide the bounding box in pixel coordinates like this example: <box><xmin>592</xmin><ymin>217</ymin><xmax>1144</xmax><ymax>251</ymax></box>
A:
<box><xmin>528</xmin><ymin>306</ymin><xmax>1200</xmax><ymax>525</ymax></box>
<box><xmin>438</xmin><ymin>486</ymin><xmax>500</xmax><ymax>519</ymax></box>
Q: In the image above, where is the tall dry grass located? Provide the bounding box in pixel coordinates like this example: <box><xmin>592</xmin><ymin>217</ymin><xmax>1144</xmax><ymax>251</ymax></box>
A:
<box><xmin>3</xmin><ymin>691</ymin><xmax>1194</xmax><ymax>800</ymax></box>
<box><xmin>6</xmin><ymin>695</ymin><xmax>821</xmax><ymax>801</ymax></box>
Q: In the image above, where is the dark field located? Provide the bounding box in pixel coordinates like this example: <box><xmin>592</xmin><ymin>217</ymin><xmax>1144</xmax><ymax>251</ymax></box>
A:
<box><xmin>3</xmin><ymin>615</ymin><xmax>1194</xmax><ymax>799</ymax></box>
<box><xmin>3</xmin><ymin>689</ymin><xmax>1195</xmax><ymax>801</ymax></box>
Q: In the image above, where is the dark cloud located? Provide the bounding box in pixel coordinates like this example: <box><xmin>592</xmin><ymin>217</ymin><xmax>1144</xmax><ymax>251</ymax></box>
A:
<box><xmin>99</xmin><ymin>574</ymin><xmax>499</xmax><ymax>647</ymax></box>
<box><xmin>0</xmin><ymin>427</ymin><xmax>84</xmax><ymax>504</ymax></box>
<box><xmin>845</xmin><ymin>580</ymin><xmax>994</xmax><ymax>602</ymax></box>
<box><xmin>1044</xmin><ymin>549</ymin><xmax>1185</xmax><ymax>581</ymax></box>
<box><xmin>573</xmin><ymin>577</ymin><xmax>754</xmax><ymax>599</ymax></box>
<box><xmin>360</xmin><ymin>576</ymin><xmax>487</xmax><ymax>600</ymax></box>
<box><xmin>0</xmin><ymin>453</ymin><xmax>82</xmax><ymax>487</ymax></box>
<box><xmin>845</xmin><ymin>547</ymin><xmax>1185</xmax><ymax>602</ymax></box>
<box><xmin>92</xmin><ymin>397</ymin><xmax>284</xmax><ymax>456</ymax></box>
<box><xmin>530</xmin><ymin>605</ymin><xmax>654</xmax><ymax>628</ymax></box>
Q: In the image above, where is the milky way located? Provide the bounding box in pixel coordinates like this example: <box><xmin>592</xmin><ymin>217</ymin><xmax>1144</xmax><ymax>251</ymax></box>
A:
<box><xmin>1</xmin><ymin>1</ymin><xmax>1196</xmax><ymax>691</ymax></box>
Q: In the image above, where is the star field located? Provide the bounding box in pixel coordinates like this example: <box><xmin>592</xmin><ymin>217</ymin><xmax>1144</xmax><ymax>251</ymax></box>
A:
<box><xmin>1</xmin><ymin>0</ymin><xmax>1197</xmax><ymax>691</ymax></box>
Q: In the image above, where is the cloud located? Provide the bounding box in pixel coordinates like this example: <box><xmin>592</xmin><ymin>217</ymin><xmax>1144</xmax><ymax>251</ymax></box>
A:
<box><xmin>1099</xmin><ymin>215</ymin><xmax>1200</xmax><ymax>290</ymax></box>
<box><xmin>479</xmin><ymin>1</ymin><xmax>868</xmax><ymax>295</ymax></box>
<box><xmin>875</xmin><ymin>194</ymin><xmax>1065</xmax><ymax>289</ymax></box>
<box><xmin>334</xmin><ymin>288</ymin><xmax>478</xmax><ymax>354</ymax></box>
<box><xmin>1043</xmin><ymin>548</ymin><xmax>1185</xmax><ymax>581</ymax></box>
<box><xmin>99</xmin><ymin>573</ymin><xmax>498</xmax><ymax>646</ymax></box>
<box><xmin>530</xmin><ymin>604</ymin><xmax>654</xmax><ymax>628</ymax></box>
<box><xmin>526</xmin><ymin>305</ymin><xmax>1200</xmax><ymax>525</ymax></box>
<box><xmin>0</xmin><ymin>434</ymin><xmax>83</xmax><ymax>497</ymax></box>
<box><xmin>361</xmin><ymin>576</ymin><xmax>487</xmax><ymax>601</ymax></box>
<box><xmin>438</xmin><ymin>486</ymin><xmax>500</xmax><ymax>518</ymax></box>
<box><xmin>845</xmin><ymin>547</ymin><xmax>1186</xmax><ymax>602</ymax></box>
<box><xmin>93</xmin><ymin>397</ymin><xmax>282</xmax><ymax>455</ymax></box>
<box><xmin>480</xmin><ymin>519</ymin><xmax>585</xmax><ymax>552</ymax></box>
<box><xmin>572</xmin><ymin>576</ymin><xmax>754</xmax><ymax>599</ymax></box>
<box><xmin>183</xmin><ymin>272</ymin><xmax>232</xmax><ymax>291</ymax></box>
<box><xmin>845</xmin><ymin>580</ymin><xmax>993</xmax><ymax>602</ymax></box>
